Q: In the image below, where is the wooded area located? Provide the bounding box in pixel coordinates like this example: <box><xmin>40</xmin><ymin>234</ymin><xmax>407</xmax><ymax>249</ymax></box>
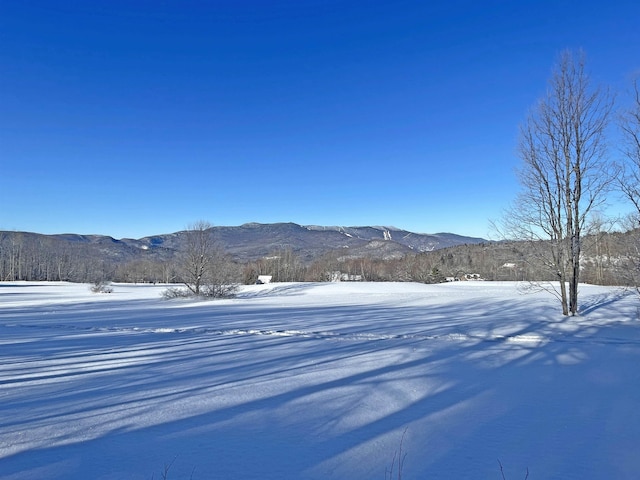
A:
<box><xmin>1</xmin><ymin>227</ymin><xmax>638</xmax><ymax>288</ymax></box>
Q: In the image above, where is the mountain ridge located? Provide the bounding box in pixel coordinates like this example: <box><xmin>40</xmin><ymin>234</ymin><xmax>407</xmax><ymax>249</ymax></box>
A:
<box><xmin>133</xmin><ymin>222</ymin><xmax>487</xmax><ymax>262</ymax></box>
<box><xmin>1</xmin><ymin>222</ymin><xmax>488</xmax><ymax>265</ymax></box>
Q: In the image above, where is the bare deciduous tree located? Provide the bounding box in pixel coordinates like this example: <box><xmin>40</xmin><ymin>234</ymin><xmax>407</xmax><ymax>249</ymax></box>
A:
<box><xmin>177</xmin><ymin>220</ymin><xmax>239</xmax><ymax>298</ymax></box>
<box><xmin>501</xmin><ymin>50</ymin><xmax>613</xmax><ymax>315</ymax></box>
<box><xmin>180</xmin><ymin>221</ymin><xmax>214</xmax><ymax>295</ymax></box>
<box><xmin>616</xmin><ymin>78</ymin><xmax>640</xmax><ymax>288</ymax></box>
<box><xmin>619</xmin><ymin>78</ymin><xmax>640</xmax><ymax>219</ymax></box>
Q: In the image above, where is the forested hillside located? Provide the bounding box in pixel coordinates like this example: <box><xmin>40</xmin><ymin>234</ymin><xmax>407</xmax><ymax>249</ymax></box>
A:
<box><xmin>0</xmin><ymin>225</ymin><xmax>637</xmax><ymax>287</ymax></box>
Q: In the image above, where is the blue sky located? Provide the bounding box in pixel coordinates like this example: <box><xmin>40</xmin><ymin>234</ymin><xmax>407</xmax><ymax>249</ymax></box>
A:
<box><xmin>2</xmin><ymin>1</ymin><xmax>639</xmax><ymax>239</ymax></box>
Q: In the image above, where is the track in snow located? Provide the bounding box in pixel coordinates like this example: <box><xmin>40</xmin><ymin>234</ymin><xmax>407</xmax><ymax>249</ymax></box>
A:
<box><xmin>4</xmin><ymin>321</ymin><xmax>635</xmax><ymax>346</ymax></box>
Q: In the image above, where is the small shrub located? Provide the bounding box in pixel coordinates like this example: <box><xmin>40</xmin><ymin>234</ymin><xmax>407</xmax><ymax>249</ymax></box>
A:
<box><xmin>162</xmin><ymin>287</ymin><xmax>192</xmax><ymax>299</ymax></box>
<box><xmin>200</xmin><ymin>283</ymin><xmax>239</xmax><ymax>299</ymax></box>
<box><xmin>163</xmin><ymin>283</ymin><xmax>239</xmax><ymax>300</ymax></box>
<box><xmin>90</xmin><ymin>281</ymin><xmax>113</xmax><ymax>293</ymax></box>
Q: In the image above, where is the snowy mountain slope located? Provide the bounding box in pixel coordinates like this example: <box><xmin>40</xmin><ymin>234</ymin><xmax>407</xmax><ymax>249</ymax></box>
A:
<box><xmin>306</xmin><ymin>225</ymin><xmax>486</xmax><ymax>252</ymax></box>
<box><xmin>141</xmin><ymin>222</ymin><xmax>487</xmax><ymax>261</ymax></box>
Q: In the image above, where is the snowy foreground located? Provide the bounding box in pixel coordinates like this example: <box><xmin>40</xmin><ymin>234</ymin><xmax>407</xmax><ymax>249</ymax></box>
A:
<box><xmin>1</xmin><ymin>282</ymin><xmax>640</xmax><ymax>480</ymax></box>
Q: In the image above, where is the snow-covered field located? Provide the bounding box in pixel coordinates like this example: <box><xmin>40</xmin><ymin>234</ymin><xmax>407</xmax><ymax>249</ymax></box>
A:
<box><xmin>1</xmin><ymin>281</ymin><xmax>639</xmax><ymax>479</ymax></box>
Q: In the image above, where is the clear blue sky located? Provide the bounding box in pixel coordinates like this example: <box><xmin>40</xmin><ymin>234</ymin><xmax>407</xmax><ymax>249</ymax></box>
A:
<box><xmin>1</xmin><ymin>1</ymin><xmax>639</xmax><ymax>239</ymax></box>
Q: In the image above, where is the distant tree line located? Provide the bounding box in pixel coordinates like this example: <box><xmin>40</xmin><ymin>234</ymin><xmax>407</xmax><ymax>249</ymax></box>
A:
<box><xmin>1</xmin><ymin>226</ymin><xmax>639</xmax><ymax>288</ymax></box>
<box><xmin>0</xmin><ymin>231</ymin><xmax>178</xmax><ymax>284</ymax></box>
<box><xmin>0</xmin><ymin>231</ymin><xmax>108</xmax><ymax>283</ymax></box>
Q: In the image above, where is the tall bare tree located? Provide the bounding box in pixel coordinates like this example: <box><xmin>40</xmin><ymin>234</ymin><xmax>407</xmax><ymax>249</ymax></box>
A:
<box><xmin>619</xmin><ymin>78</ymin><xmax>640</xmax><ymax>219</ymax></box>
<box><xmin>616</xmin><ymin>78</ymin><xmax>640</xmax><ymax>288</ymax></box>
<box><xmin>502</xmin><ymin>50</ymin><xmax>613</xmax><ymax>315</ymax></box>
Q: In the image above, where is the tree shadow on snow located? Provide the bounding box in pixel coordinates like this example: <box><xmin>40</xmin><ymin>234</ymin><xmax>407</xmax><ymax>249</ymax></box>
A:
<box><xmin>1</xmin><ymin>284</ymin><xmax>640</xmax><ymax>479</ymax></box>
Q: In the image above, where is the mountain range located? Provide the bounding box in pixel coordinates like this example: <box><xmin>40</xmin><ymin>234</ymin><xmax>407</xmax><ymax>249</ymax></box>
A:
<box><xmin>9</xmin><ymin>223</ymin><xmax>487</xmax><ymax>264</ymax></box>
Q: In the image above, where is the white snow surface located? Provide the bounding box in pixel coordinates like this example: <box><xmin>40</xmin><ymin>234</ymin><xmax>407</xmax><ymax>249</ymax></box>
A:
<box><xmin>1</xmin><ymin>281</ymin><xmax>639</xmax><ymax>479</ymax></box>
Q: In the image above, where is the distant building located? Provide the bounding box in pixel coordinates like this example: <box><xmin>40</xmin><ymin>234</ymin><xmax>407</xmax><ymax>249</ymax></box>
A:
<box><xmin>462</xmin><ymin>273</ymin><xmax>483</xmax><ymax>281</ymax></box>
<box><xmin>449</xmin><ymin>273</ymin><xmax>484</xmax><ymax>281</ymax></box>
<box><xmin>256</xmin><ymin>275</ymin><xmax>272</xmax><ymax>284</ymax></box>
<box><xmin>328</xmin><ymin>271</ymin><xmax>363</xmax><ymax>282</ymax></box>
